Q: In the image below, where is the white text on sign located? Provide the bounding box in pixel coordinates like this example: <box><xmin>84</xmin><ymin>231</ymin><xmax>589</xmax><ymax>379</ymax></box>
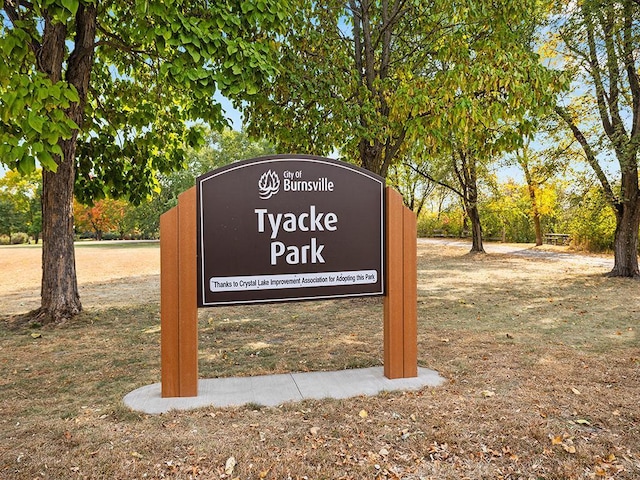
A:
<box><xmin>255</xmin><ymin>205</ymin><xmax>338</xmax><ymax>265</ymax></box>
<box><xmin>210</xmin><ymin>270</ymin><xmax>378</xmax><ymax>293</ymax></box>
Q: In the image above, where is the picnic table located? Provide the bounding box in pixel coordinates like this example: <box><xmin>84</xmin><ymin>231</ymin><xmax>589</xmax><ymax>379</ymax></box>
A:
<box><xmin>544</xmin><ymin>233</ymin><xmax>570</xmax><ymax>245</ymax></box>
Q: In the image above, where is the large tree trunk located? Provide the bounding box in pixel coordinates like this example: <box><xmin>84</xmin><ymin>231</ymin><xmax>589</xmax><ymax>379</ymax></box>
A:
<box><xmin>609</xmin><ymin>195</ymin><xmax>640</xmax><ymax>278</ymax></box>
<box><xmin>31</xmin><ymin>5</ymin><xmax>97</xmax><ymax>324</ymax></box>
<box><xmin>467</xmin><ymin>203</ymin><xmax>485</xmax><ymax>253</ymax></box>
<box><xmin>522</xmin><ymin>164</ymin><xmax>543</xmax><ymax>246</ymax></box>
<box><xmin>38</xmin><ymin>138</ymin><xmax>82</xmax><ymax>323</ymax></box>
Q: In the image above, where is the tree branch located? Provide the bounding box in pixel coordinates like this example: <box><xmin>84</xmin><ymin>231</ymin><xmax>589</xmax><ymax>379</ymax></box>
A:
<box><xmin>623</xmin><ymin>0</ymin><xmax>640</xmax><ymax>142</ymax></box>
<box><xmin>4</xmin><ymin>0</ymin><xmax>41</xmax><ymax>55</ymax></box>
<box><xmin>583</xmin><ymin>6</ymin><xmax>620</xmax><ymax>148</ymax></box>
<box><xmin>555</xmin><ymin>105</ymin><xmax>620</xmax><ymax>211</ymax></box>
<box><xmin>407</xmin><ymin>162</ymin><xmax>464</xmax><ymax>199</ymax></box>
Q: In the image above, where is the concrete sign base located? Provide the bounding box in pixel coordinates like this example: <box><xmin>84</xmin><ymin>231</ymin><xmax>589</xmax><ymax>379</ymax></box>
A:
<box><xmin>125</xmin><ymin>367</ymin><xmax>444</xmax><ymax>414</ymax></box>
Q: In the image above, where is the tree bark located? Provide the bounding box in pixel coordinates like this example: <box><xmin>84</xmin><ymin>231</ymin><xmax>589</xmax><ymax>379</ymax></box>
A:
<box><xmin>39</xmin><ymin>139</ymin><xmax>82</xmax><ymax>323</ymax></box>
<box><xmin>609</xmin><ymin>171</ymin><xmax>640</xmax><ymax>277</ymax></box>
<box><xmin>532</xmin><ymin>209</ymin><xmax>543</xmax><ymax>247</ymax></box>
<box><xmin>522</xmin><ymin>162</ymin><xmax>543</xmax><ymax>246</ymax></box>
<box><xmin>32</xmin><ymin>4</ymin><xmax>97</xmax><ymax>324</ymax></box>
<box><xmin>454</xmin><ymin>149</ymin><xmax>485</xmax><ymax>253</ymax></box>
<box><xmin>467</xmin><ymin>202</ymin><xmax>485</xmax><ymax>253</ymax></box>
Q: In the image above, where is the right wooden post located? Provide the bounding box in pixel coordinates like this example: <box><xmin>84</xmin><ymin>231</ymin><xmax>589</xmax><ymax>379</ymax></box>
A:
<box><xmin>384</xmin><ymin>187</ymin><xmax>418</xmax><ymax>378</ymax></box>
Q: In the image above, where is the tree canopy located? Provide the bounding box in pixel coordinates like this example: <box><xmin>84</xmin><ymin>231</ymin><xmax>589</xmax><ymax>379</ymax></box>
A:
<box><xmin>1</xmin><ymin>0</ymin><xmax>287</xmax><ymax>202</ymax></box>
<box><xmin>242</xmin><ymin>0</ymin><xmax>564</xmax><ymax>180</ymax></box>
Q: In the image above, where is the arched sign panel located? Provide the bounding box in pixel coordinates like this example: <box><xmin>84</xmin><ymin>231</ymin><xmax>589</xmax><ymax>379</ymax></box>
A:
<box><xmin>197</xmin><ymin>155</ymin><xmax>385</xmax><ymax>306</ymax></box>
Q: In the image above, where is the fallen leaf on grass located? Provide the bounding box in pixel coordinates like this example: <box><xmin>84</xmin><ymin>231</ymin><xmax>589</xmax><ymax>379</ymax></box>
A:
<box><xmin>481</xmin><ymin>390</ymin><xmax>495</xmax><ymax>397</ymax></box>
<box><xmin>550</xmin><ymin>435</ymin><xmax>564</xmax><ymax>445</ymax></box>
<box><xmin>571</xmin><ymin>387</ymin><xmax>581</xmax><ymax>395</ymax></box>
<box><xmin>549</xmin><ymin>434</ymin><xmax>576</xmax><ymax>453</ymax></box>
<box><xmin>130</xmin><ymin>451</ymin><xmax>143</xmax><ymax>459</ymax></box>
<box><xmin>225</xmin><ymin>456</ymin><xmax>236</xmax><ymax>475</ymax></box>
<box><xmin>309</xmin><ymin>426</ymin><xmax>320</xmax><ymax>436</ymax></box>
<box><xmin>359</xmin><ymin>409</ymin><xmax>368</xmax><ymax>418</ymax></box>
<box><xmin>30</xmin><ymin>332</ymin><xmax>41</xmax><ymax>339</ymax></box>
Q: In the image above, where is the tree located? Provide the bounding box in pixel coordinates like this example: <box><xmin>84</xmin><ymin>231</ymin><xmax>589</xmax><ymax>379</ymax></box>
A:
<box><xmin>73</xmin><ymin>198</ymin><xmax>127</xmax><ymax>240</ymax></box>
<box><xmin>0</xmin><ymin>0</ymin><xmax>288</xmax><ymax>323</ymax></box>
<box><xmin>508</xmin><ymin>133</ymin><xmax>571</xmax><ymax>245</ymax></box>
<box><xmin>413</xmin><ymin>144</ymin><xmax>493</xmax><ymax>253</ymax></box>
<box><xmin>242</xmin><ymin>0</ymin><xmax>563</xmax><ymax>187</ymax></box>
<box><xmin>0</xmin><ymin>169</ymin><xmax>41</xmax><ymax>240</ymax></box>
<box><xmin>551</xmin><ymin>0</ymin><xmax>640</xmax><ymax>277</ymax></box>
<box><xmin>241</xmin><ymin>0</ymin><xmax>563</xmax><ymax>255</ymax></box>
<box><xmin>388</xmin><ymin>152</ymin><xmax>435</xmax><ymax>217</ymax></box>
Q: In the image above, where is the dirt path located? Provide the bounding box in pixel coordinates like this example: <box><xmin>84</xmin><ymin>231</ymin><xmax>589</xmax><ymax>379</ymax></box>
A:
<box><xmin>419</xmin><ymin>238</ymin><xmax>614</xmax><ymax>268</ymax></box>
<box><xmin>0</xmin><ymin>242</ymin><xmax>160</xmax><ymax>316</ymax></box>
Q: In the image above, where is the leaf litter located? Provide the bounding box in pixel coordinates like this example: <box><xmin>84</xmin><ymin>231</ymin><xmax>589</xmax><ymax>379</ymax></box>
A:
<box><xmin>0</xmin><ymin>240</ymin><xmax>639</xmax><ymax>478</ymax></box>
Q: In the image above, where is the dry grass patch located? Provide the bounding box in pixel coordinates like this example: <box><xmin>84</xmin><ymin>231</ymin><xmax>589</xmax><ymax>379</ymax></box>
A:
<box><xmin>1</xmin><ymin>241</ymin><xmax>639</xmax><ymax>479</ymax></box>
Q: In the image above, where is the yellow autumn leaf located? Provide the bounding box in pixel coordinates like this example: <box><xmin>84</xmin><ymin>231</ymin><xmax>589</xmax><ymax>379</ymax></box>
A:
<box><xmin>550</xmin><ymin>435</ymin><xmax>563</xmax><ymax>445</ymax></box>
<box><xmin>359</xmin><ymin>409</ymin><xmax>368</xmax><ymax>418</ymax></box>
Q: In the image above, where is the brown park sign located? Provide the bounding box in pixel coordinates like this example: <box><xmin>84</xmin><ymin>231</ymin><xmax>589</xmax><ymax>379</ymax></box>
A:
<box><xmin>196</xmin><ymin>155</ymin><xmax>385</xmax><ymax>306</ymax></box>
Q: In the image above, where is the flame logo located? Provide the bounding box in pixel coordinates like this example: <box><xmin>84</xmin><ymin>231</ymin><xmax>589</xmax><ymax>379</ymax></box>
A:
<box><xmin>258</xmin><ymin>169</ymin><xmax>280</xmax><ymax>199</ymax></box>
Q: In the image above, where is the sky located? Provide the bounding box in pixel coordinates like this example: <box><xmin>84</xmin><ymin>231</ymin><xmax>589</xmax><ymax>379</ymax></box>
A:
<box><xmin>215</xmin><ymin>92</ymin><xmax>243</xmax><ymax>131</ymax></box>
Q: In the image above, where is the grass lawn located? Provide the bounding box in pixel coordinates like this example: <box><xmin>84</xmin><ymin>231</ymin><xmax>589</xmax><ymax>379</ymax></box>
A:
<box><xmin>0</xmin><ymin>241</ymin><xmax>639</xmax><ymax>479</ymax></box>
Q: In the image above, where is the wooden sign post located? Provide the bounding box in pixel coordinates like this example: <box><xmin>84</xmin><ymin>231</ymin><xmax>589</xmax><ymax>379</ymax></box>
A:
<box><xmin>159</xmin><ymin>179</ymin><xmax>417</xmax><ymax>398</ymax></box>
<box><xmin>384</xmin><ymin>188</ymin><xmax>418</xmax><ymax>379</ymax></box>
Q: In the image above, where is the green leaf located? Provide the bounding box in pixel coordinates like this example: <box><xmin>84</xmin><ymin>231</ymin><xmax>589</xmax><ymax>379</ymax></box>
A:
<box><xmin>27</xmin><ymin>112</ymin><xmax>45</xmax><ymax>134</ymax></box>
<box><xmin>61</xmin><ymin>0</ymin><xmax>79</xmax><ymax>16</ymax></box>
<box><xmin>17</xmin><ymin>155</ymin><xmax>36</xmax><ymax>175</ymax></box>
<box><xmin>39</xmin><ymin>150</ymin><xmax>58</xmax><ymax>172</ymax></box>
<box><xmin>64</xmin><ymin>86</ymin><xmax>80</xmax><ymax>103</ymax></box>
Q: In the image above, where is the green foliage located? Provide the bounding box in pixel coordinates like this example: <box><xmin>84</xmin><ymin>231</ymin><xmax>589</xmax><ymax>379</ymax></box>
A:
<box><xmin>479</xmin><ymin>178</ymin><xmax>563</xmax><ymax>243</ymax></box>
<box><xmin>417</xmin><ymin>208</ymin><xmax>466</xmax><ymax>238</ymax></box>
<box><xmin>0</xmin><ymin>169</ymin><xmax>41</xmax><ymax>237</ymax></box>
<box><xmin>1</xmin><ymin>0</ymin><xmax>289</xmax><ymax>204</ymax></box>
<box><xmin>243</xmin><ymin>0</ymin><xmax>565</xmax><ymax>178</ymax></box>
<box><xmin>563</xmin><ymin>186</ymin><xmax>616</xmax><ymax>252</ymax></box>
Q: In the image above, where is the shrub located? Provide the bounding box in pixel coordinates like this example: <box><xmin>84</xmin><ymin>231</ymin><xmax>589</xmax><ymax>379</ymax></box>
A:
<box><xmin>565</xmin><ymin>188</ymin><xmax>615</xmax><ymax>252</ymax></box>
<box><xmin>416</xmin><ymin>210</ymin><xmax>465</xmax><ymax>237</ymax></box>
<box><xmin>0</xmin><ymin>235</ymin><xmax>10</xmax><ymax>245</ymax></box>
<box><xmin>10</xmin><ymin>232</ymin><xmax>29</xmax><ymax>245</ymax></box>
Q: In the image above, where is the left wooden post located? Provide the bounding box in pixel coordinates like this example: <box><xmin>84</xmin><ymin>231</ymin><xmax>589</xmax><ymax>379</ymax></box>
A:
<box><xmin>160</xmin><ymin>187</ymin><xmax>198</xmax><ymax>397</ymax></box>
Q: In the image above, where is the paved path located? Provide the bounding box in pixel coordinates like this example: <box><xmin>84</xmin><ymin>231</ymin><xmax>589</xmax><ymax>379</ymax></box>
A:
<box><xmin>418</xmin><ymin>238</ymin><xmax>614</xmax><ymax>269</ymax></box>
